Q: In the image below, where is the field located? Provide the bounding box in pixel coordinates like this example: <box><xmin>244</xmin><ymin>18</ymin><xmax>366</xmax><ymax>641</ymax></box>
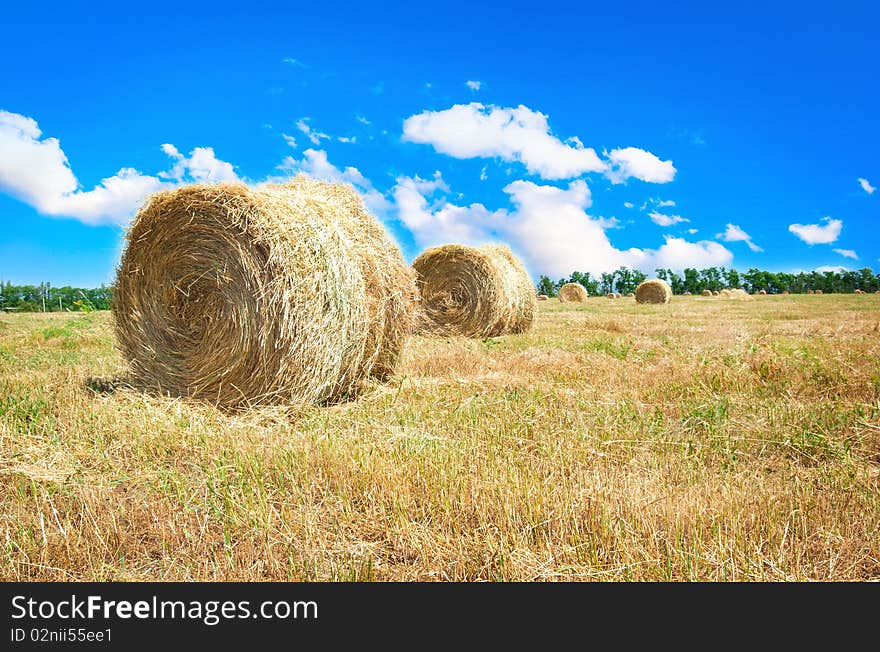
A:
<box><xmin>1</xmin><ymin>295</ymin><xmax>879</xmax><ymax>581</ymax></box>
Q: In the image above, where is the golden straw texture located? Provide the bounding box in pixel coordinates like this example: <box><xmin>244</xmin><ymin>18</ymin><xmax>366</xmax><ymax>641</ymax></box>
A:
<box><xmin>558</xmin><ymin>283</ymin><xmax>589</xmax><ymax>303</ymax></box>
<box><xmin>412</xmin><ymin>244</ymin><xmax>536</xmax><ymax>337</ymax></box>
<box><xmin>113</xmin><ymin>177</ymin><xmax>416</xmax><ymax>409</ymax></box>
<box><xmin>635</xmin><ymin>279</ymin><xmax>673</xmax><ymax>304</ymax></box>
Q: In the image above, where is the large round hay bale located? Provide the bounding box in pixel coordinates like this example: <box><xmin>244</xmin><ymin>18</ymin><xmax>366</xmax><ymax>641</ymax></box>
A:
<box><xmin>113</xmin><ymin>177</ymin><xmax>417</xmax><ymax>409</ymax></box>
<box><xmin>701</xmin><ymin>289</ymin><xmax>712</xmax><ymax>297</ymax></box>
<box><xmin>558</xmin><ymin>282</ymin><xmax>589</xmax><ymax>303</ymax></box>
<box><xmin>413</xmin><ymin>243</ymin><xmax>536</xmax><ymax>337</ymax></box>
<box><xmin>635</xmin><ymin>279</ymin><xmax>672</xmax><ymax>304</ymax></box>
<box><xmin>537</xmin><ymin>294</ymin><xmax>549</xmax><ymax>301</ymax></box>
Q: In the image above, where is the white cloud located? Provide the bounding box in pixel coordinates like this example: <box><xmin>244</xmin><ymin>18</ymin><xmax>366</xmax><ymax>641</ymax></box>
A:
<box><xmin>833</xmin><ymin>248</ymin><xmax>858</xmax><ymax>260</ymax></box>
<box><xmin>687</xmin><ymin>228</ymin><xmax>698</xmax><ymax>234</ymax></box>
<box><xmin>282</xmin><ymin>57</ymin><xmax>308</xmax><ymax>68</ymax></box>
<box><xmin>296</xmin><ymin>118</ymin><xmax>330</xmax><ymax>145</ymax></box>
<box><xmin>648</xmin><ymin>211</ymin><xmax>689</xmax><ymax>227</ymax></box>
<box><xmin>282</xmin><ymin>134</ymin><xmax>297</xmax><ymax>148</ymax></box>
<box><xmin>717</xmin><ymin>223</ymin><xmax>763</xmax><ymax>252</ymax></box>
<box><xmin>788</xmin><ymin>217</ymin><xmax>842</xmax><ymax>245</ymax></box>
<box><xmin>479</xmin><ymin>166</ymin><xmax>488</xmax><ymax>181</ymax></box>
<box><xmin>465</xmin><ymin>80</ymin><xmax>482</xmax><ymax>91</ymax></box>
<box><xmin>276</xmin><ymin>148</ymin><xmax>391</xmax><ymax>215</ymax></box>
<box><xmin>356</xmin><ymin>115</ymin><xmax>371</xmax><ymax>125</ymax></box>
<box><xmin>657</xmin><ymin>199</ymin><xmax>676</xmax><ymax>207</ymax></box>
<box><xmin>858</xmin><ymin>177</ymin><xmax>875</xmax><ymax>194</ymax></box>
<box><xmin>402</xmin><ymin>103</ymin><xmax>605</xmax><ymax>180</ymax></box>
<box><xmin>623</xmin><ymin>202</ymin><xmax>634</xmax><ymax>209</ymax></box>
<box><xmin>815</xmin><ymin>265</ymin><xmax>847</xmax><ymax>274</ymax></box>
<box><xmin>392</xmin><ymin>172</ymin><xmax>731</xmax><ymax>278</ymax></box>
<box><xmin>337</xmin><ymin>136</ymin><xmax>356</xmax><ymax>144</ymax></box>
<box><xmin>0</xmin><ymin>110</ymin><xmax>238</xmax><ymax>226</ymax></box>
<box><xmin>159</xmin><ymin>145</ymin><xmax>238</xmax><ymax>183</ymax></box>
<box><xmin>605</xmin><ymin>147</ymin><xmax>676</xmax><ymax>184</ymax></box>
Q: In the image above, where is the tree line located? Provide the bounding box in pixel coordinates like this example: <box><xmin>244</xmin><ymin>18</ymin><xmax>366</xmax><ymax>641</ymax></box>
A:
<box><xmin>537</xmin><ymin>266</ymin><xmax>880</xmax><ymax>297</ymax></box>
<box><xmin>0</xmin><ymin>282</ymin><xmax>113</xmax><ymax>312</ymax></box>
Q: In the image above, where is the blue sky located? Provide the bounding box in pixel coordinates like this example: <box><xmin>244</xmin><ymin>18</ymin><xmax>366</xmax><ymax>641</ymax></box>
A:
<box><xmin>1</xmin><ymin>1</ymin><xmax>877</xmax><ymax>286</ymax></box>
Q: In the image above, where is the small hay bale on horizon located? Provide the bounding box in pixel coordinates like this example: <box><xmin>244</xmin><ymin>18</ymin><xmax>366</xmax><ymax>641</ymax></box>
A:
<box><xmin>537</xmin><ymin>294</ymin><xmax>549</xmax><ymax>301</ymax></box>
<box><xmin>701</xmin><ymin>289</ymin><xmax>713</xmax><ymax>297</ymax></box>
<box><xmin>558</xmin><ymin>283</ymin><xmax>589</xmax><ymax>303</ymax></box>
<box><xmin>815</xmin><ymin>289</ymin><xmax>824</xmax><ymax>295</ymax></box>
<box><xmin>413</xmin><ymin>243</ymin><xmax>536</xmax><ymax>338</ymax></box>
<box><xmin>757</xmin><ymin>289</ymin><xmax>767</xmax><ymax>295</ymax></box>
<box><xmin>712</xmin><ymin>290</ymin><xmax>720</xmax><ymax>296</ymax></box>
<box><xmin>113</xmin><ymin>176</ymin><xmax>417</xmax><ymax>410</ymax></box>
<box><xmin>626</xmin><ymin>292</ymin><xmax>635</xmax><ymax>298</ymax></box>
<box><xmin>635</xmin><ymin>279</ymin><xmax>672</xmax><ymax>304</ymax></box>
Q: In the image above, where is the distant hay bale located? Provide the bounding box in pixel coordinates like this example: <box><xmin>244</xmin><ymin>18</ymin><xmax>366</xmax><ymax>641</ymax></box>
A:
<box><xmin>683</xmin><ymin>290</ymin><xmax>692</xmax><ymax>296</ymax></box>
<box><xmin>854</xmin><ymin>289</ymin><xmax>863</xmax><ymax>294</ymax></box>
<box><xmin>815</xmin><ymin>289</ymin><xmax>823</xmax><ymax>295</ymax></box>
<box><xmin>757</xmin><ymin>289</ymin><xmax>767</xmax><ymax>295</ymax></box>
<box><xmin>807</xmin><ymin>290</ymin><xmax>815</xmax><ymax>294</ymax></box>
<box><xmin>558</xmin><ymin>282</ymin><xmax>589</xmax><ymax>303</ymax></box>
<box><xmin>113</xmin><ymin>177</ymin><xmax>417</xmax><ymax>409</ymax></box>
<box><xmin>712</xmin><ymin>290</ymin><xmax>720</xmax><ymax>296</ymax></box>
<box><xmin>635</xmin><ymin>279</ymin><xmax>672</xmax><ymax>304</ymax></box>
<box><xmin>701</xmin><ymin>289</ymin><xmax>713</xmax><ymax>297</ymax></box>
<box><xmin>614</xmin><ymin>292</ymin><xmax>622</xmax><ymax>299</ymax></box>
<box><xmin>413</xmin><ymin>243</ymin><xmax>536</xmax><ymax>338</ymax></box>
<box><xmin>719</xmin><ymin>289</ymin><xmax>732</xmax><ymax>298</ymax></box>
<box><xmin>537</xmin><ymin>294</ymin><xmax>549</xmax><ymax>301</ymax></box>
<box><xmin>782</xmin><ymin>290</ymin><xmax>790</xmax><ymax>295</ymax></box>
<box><xmin>606</xmin><ymin>293</ymin><xmax>615</xmax><ymax>299</ymax></box>
<box><xmin>626</xmin><ymin>292</ymin><xmax>635</xmax><ymax>298</ymax></box>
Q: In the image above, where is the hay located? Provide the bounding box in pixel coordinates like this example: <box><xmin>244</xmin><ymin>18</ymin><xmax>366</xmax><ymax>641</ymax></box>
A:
<box><xmin>558</xmin><ymin>283</ymin><xmax>589</xmax><ymax>303</ymax></box>
<box><xmin>413</xmin><ymin>243</ymin><xmax>536</xmax><ymax>338</ymax></box>
<box><xmin>807</xmin><ymin>290</ymin><xmax>815</xmax><ymax>294</ymax></box>
<box><xmin>712</xmin><ymin>290</ymin><xmax>720</xmax><ymax>296</ymax></box>
<box><xmin>626</xmin><ymin>292</ymin><xmax>635</xmax><ymax>298</ymax></box>
<box><xmin>614</xmin><ymin>292</ymin><xmax>622</xmax><ymax>299</ymax></box>
<box><xmin>854</xmin><ymin>289</ymin><xmax>863</xmax><ymax>294</ymax></box>
<box><xmin>113</xmin><ymin>177</ymin><xmax>417</xmax><ymax>409</ymax></box>
<box><xmin>815</xmin><ymin>289</ymin><xmax>823</xmax><ymax>295</ymax></box>
<box><xmin>634</xmin><ymin>279</ymin><xmax>672</xmax><ymax>304</ymax></box>
<box><xmin>683</xmin><ymin>291</ymin><xmax>692</xmax><ymax>296</ymax></box>
<box><xmin>701</xmin><ymin>289</ymin><xmax>713</xmax><ymax>297</ymax></box>
<box><xmin>606</xmin><ymin>293</ymin><xmax>615</xmax><ymax>299</ymax></box>
<box><xmin>757</xmin><ymin>289</ymin><xmax>767</xmax><ymax>295</ymax></box>
<box><xmin>537</xmin><ymin>294</ymin><xmax>549</xmax><ymax>301</ymax></box>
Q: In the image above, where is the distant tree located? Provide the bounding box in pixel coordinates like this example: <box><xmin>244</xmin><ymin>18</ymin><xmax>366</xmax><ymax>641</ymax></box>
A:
<box><xmin>537</xmin><ymin>275</ymin><xmax>556</xmax><ymax>297</ymax></box>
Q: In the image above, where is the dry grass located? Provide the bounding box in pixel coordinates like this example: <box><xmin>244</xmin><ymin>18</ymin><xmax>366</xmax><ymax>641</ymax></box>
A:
<box><xmin>2</xmin><ymin>294</ymin><xmax>879</xmax><ymax>581</ymax></box>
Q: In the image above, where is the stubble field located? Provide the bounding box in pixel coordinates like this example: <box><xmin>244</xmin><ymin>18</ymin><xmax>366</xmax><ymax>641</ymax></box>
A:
<box><xmin>1</xmin><ymin>294</ymin><xmax>879</xmax><ymax>580</ymax></box>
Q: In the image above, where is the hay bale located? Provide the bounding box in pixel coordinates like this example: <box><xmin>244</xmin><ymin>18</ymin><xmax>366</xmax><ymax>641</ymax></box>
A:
<box><xmin>701</xmin><ymin>289</ymin><xmax>713</xmax><ymax>297</ymax></box>
<box><xmin>413</xmin><ymin>243</ymin><xmax>536</xmax><ymax>338</ymax></box>
<box><xmin>558</xmin><ymin>283</ymin><xmax>589</xmax><ymax>303</ymax></box>
<box><xmin>782</xmin><ymin>290</ymin><xmax>790</xmax><ymax>295</ymax></box>
<box><xmin>757</xmin><ymin>289</ymin><xmax>767</xmax><ymax>295</ymax></box>
<box><xmin>815</xmin><ymin>289</ymin><xmax>823</xmax><ymax>295</ymax></box>
<box><xmin>635</xmin><ymin>279</ymin><xmax>672</xmax><ymax>304</ymax></box>
<box><xmin>854</xmin><ymin>289</ymin><xmax>863</xmax><ymax>294</ymax></box>
<box><xmin>113</xmin><ymin>177</ymin><xmax>417</xmax><ymax>409</ymax></box>
<box><xmin>626</xmin><ymin>292</ymin><xmax>635</xmax><ymax>298</ymax></box>
<box><xmin>614</xmin><ymin>292</ymin><xmax>622</xmax><ymax>299</ymax></box>
<box><xmin>606</xmin><ymin>293</ymin><xmax>615</xmax><ymax>299</ymax></box>
<box><xmin>807</xmin><ymin>290</ymin><xmax>814</xmax><ymax>294</ymax></box>
<box><xmin>683</xmin><ymin>291</ymin><xmax>692</xmax><ymax>296</ymax></box>
<box><xmin>537</xmin><ymin>294</ymin><xmax>549</xmax><ymax>301</ymax></box>
<box><xmin>712</xmin><ymin>290</ymin><xmax>720</xmax><ymax>296</ymax></box>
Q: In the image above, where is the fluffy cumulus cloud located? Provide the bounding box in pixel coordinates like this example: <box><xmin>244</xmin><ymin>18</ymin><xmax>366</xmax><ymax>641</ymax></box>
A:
<box><xmin>788</xmin><ymin>217</ymin><xmax>842</xmax><ymax>245</ymax></box>
<box><xmin>717</xmin><ymin>223</ymin><xmax>763</xmax><ymax>252</ymax></box>
<box><xmin>648</xmin><ymin>211</ymin><xmax>689</xmax><ymax>227</ymax></box>
<box><xmin>857</xmin><ymin>177</ymin><xmax>875</xmax><ymax>194</ymax></box>
<box><xmin>0</xmin><ymin>110</ymin><xmax>237</xmax><ymax>225</ymax></box>
<box><xmin>833</xmin><ymin>248</ymin><xmax>858</xmax><ymax>260</ymax></box>
<box><xmin>276</xmin><ymin>148</ymin><xmax>391</xmax><ymax>215</ymax></box>
<box><xmin>402</xmin><ymin>103</ymin><xmax>606</xmax><ymax>180</ymax></box>
<box><xmin>392</xmin><ymin>171</ymin><xmax>731</xmax><ymax>278</ymax></box>
<box><xmin>604</xmin><ymin>147</ymin><xmax>676</xmax><ymax>184</ymax></box>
